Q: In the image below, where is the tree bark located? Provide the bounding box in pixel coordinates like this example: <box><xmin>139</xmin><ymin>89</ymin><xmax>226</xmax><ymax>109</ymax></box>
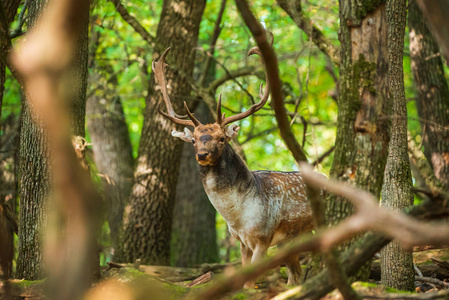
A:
<box><xmin>171</xmin><ymin>101</ymin><xmax>218</xmax><ymax>267</ymax></box>
<box><xmin>408</xmin><ymin>1</ymin><xmax>449</xmax><ymax>190</ymax></box>
<box><xmin>16</xmin><ymin>0</ymin><xmax>90</xmax><ymax>279</ymax></box>
<box><xmin>380</xmin><ymin>0</ymin><xmax>414</xmax><ymax>291</ymax></box>
<box><xmin>16</xmin><ymin>1</ymin><xmax>50</xmax><ymax>280</ymax></box>
<box><xmin>310</xmin><ymin>0</ymin><xmax>390</xmax><ymax>279</ymax></box>
<box><xmin>86</xmin><ymin>91</ymin><xmax>134</xmax><ymax>251</ymax></box>
<box><xmin>116</xmin><ymin>0</ymin><xmax>207</xmax><ymax>265</ymax></box>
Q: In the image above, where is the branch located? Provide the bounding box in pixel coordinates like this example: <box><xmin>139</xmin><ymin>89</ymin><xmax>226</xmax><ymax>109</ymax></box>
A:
<box><xmin>306</xmin><ymin>178</ymin><xmax>361</xmax><ymax>300</ymax></box>
<box><xmin>235</xmin><ymin>0</ymin><xmax>308</xmax><ymax>162</ymax></box>
<box><xmin>9</xmin><ymin>0</ymin><xmax>28</xmax><ymax>39</ymax></box>
<box><xmin>198</xmin><ymin>0</ymin><xmax>227</xmax><ymax>87</ymax></box>
<box><xmin>311</xmin><ymin>145</ymin><xmax>335</xmax><ymax>166</ymax></box>
<box><xmin>276</xmin><ymin>0</ymin><xmax>340</xmax><ymax>66</ymax></box>
<box><xmin>107</xmin><ymin>0</ymin><xmax>155</xmax><ymax>46</ymax></box>
<box><xmin>208</xmin><ymin>65</ymin><xmax>257</xmax><ymax>92</ymax></box>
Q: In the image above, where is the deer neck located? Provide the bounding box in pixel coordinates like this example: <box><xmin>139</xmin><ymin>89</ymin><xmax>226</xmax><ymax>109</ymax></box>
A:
<box><xmin>198</xmin><ymin>144</ymin><xmax>255</xmax><ymax>223</ymax></box>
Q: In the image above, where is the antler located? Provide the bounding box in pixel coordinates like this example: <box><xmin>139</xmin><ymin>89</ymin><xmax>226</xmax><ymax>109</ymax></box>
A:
<box><xmin>152</xmin><ymin>48</ymin><xmax>201</xmax><ymax>127</ymax></box>
<box><xmin>217</xmin><ymin>34</ymin><xmax>272</xmax><ymax>127</ymax></box>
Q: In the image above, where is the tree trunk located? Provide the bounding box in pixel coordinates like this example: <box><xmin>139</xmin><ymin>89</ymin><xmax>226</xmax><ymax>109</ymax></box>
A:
<box><xmin>171</xmin><ymin>101</ymin><xmax>218</xmax><ymax>267</ymax></box>
<box><xmin>16</xmin><ymin>0</ymin><xmax>89</xmax><ymax>279</ymax></box>
<box><xmin>116</xmin><ymin>0</ymin><xmax>207</xmax><ymax>265</ymax></box>
<box><xmin>310</xmin><ymin>1</ymin><xmax>390</xmax><ymax>279</ymax></box>
<box><xmin>380</xmin><ymin>0</ymin><xmax>415</xmax><ymax>291</ymax></box>
<box><xmin>86</xmin><ymin>91</ymin><xmax>134</xmax><ymax>252</ymax></box>
<box><xmin>408</xmin><ymin>1</ymin><xmax>449</xmax><ymax>190</ymax></box>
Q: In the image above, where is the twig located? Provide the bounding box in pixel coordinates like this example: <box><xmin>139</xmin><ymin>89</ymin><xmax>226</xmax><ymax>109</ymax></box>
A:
<box><xmin>185</xmin><ymin>271</ymin><xmax>214</xmax><ymax>287</ymax></box>
<box><xmin>414</xmin><ymin>264</ymin><xmax>423</xmax><ymax>278</ymax></box>
<box><xmin>9</xmin><ymin>0</ymin><xmax>28</xmax><ymax>39</ymax></box>
<box><xmin>415</xmin><ymin>276</ymin><xmax>449</xmax><ymax>287</ymax></box>
<box><xmin>276</xmin><ymin>0</ymin><xmax>340</xmax><ymax>66</ymax></box>
<box><xmin>197</xmin><ymin>48</ymin><xmax>255</xmax><ymax>104</ymax></box>
<box><xmin>312</xmin><ymin>145</ymin><xmax>335</xmax><ymax>166</ymax></box>
<box><xmin>306</xmin><ymin>174</ymin><xmax>361</xmax><ymax>300</ymax></box>
<box><xmin>431</xmin><ymin>257</ymin><xmax>449</xmax><ymax>272</ymax></box>
<box><xmin>107</xmin><ymin>0</ymin><xmax>155</xmax><ymax>46</ymax></box>
<box><xmin>208</xmin><ymin>65</ymin><xmax>257</xmax><ymax>92</ymax></box>
<box><xmin>104</xmin><ymin>261</ymin><xmax>124</xmax><ymax>271</ymax></box>
<box><xmin>198</xmin><ymin>0</ymin><xmax>227</xmax><ymax>87</ymax></box>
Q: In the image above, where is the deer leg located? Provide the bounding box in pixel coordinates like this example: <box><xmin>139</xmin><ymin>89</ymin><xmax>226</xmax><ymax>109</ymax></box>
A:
<box><xmin>243</xmin><ymin>244</ymin><xmax>268</xmax><ymax>289</ymax></box>
<box><xmin>284</xmin><ymin>254</ymin><xmax>302</xmax><ymax>285</ymax></box>
<box><xmin>240</xmin><ymin>243</ymin><xmax>253</xmax><ymax>267</ymax></box>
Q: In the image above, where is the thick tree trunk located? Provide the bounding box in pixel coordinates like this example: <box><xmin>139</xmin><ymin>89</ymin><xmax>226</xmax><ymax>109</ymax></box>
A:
<box><xmin>171</xmin><ymin>101</ymin><xmax>218</xmax><ymax>267</ymax></box>
<box><xmin>310</xmin><ymin>1</ymin><xmax>390</xmax><ymax>279</ymax></box>
<box><xmin>86</xmin><ymin>92</ymin><xmax>134</xmax><ymax>251</ymax></box>
<box><xmin>16</xmin><ymin>0</ymin><xmax>89</xmax><ymax>279</ymax></box>
<box><xmin>16</xmin><ymin>1</ymin><xmax>50</xmax><ymax>279</ymax></box>
<box><xmin>408</xmin><ymin>1</ymin><xmax>449</xmax><ymax>190</ymax></box>
<box><xmin>380</xmin><ymin>0</ymin><xmax>415</xmax><ymax>291</ymax></box>
<box><xmin>116</xmin><ymin>0</ymin><xmax>207</xmax><ymax>265</ymax></box>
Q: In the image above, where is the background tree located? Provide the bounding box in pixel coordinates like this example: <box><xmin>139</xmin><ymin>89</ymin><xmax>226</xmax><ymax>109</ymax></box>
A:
<box><xmin>409</xmin><ymin>1</ymin><xmax>449</xmax><ymax>190</ymax></box>
<box><xmin>16</xmin><ymin>0</ymin><xmax>89</xmax><ymax>279</ymax></box>
<box><xmin>308</xmin><ymin>0</ymin><xmax>390</xmax><ymax>278</ymax></box>
<box><xmin>117</xmin><ymin>0</ymin><xmax>207</xmax><ymax>265</ymax></box>
<box><xmin>380</xmin><ymin>0</ymin><xmax>415</xmax><ymax>291</ymax></box>
<box><xmin>86</xmin><ymin>28</ymin><xmax>134</xmax><ymax>252</ymax></box>
<box><xmin>171</xmin><ymin>102</ymin><xmax>218</xmax><ymax>267</ymax></box>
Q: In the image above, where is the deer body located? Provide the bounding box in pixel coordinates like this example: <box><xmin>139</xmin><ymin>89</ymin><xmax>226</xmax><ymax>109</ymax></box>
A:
<box><xmin>152</xmin><ymin>46</ymin><xmax>314</xmax><ymax>287</ymax></box>
<box><xmin>199</xmin><ymin>144</ymin><xmax>313</xmax><ymax>251</ymax></box>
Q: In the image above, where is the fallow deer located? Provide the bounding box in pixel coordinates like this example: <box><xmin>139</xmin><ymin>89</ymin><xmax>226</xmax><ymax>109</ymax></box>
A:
<box><xmin>152</xmin><ymin>47</ymin><xmax>313</xmax><ymax>287</ymax></box>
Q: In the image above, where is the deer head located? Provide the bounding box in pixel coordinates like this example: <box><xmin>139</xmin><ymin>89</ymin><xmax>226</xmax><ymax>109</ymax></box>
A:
<box><xmin>152</xmin><ymin>46</ymin><xmax>269</xmax><ymax>166</ymax></box>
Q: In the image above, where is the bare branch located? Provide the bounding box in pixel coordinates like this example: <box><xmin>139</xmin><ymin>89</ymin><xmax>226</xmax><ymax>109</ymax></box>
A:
<box><xmin>276</xmin><ymin>0</ymin><xmax>340</xmax><ymax>66</ymax></box>
<box><xmin>235</xmin><ymin>0</ymin><xmax>308</xmax><ymax>162</ymax></box>
<box><xmin>107</xmin><ymin>0</ymin><xmax>155</xmax><ymax>46</ymax></box>
<box><xmin>198</xmin><ymin>0</ymin><xmax>227</xmax><ymax>87</ymax></box>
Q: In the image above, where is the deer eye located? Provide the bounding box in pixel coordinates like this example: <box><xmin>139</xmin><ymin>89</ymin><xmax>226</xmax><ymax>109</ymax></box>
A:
<box><xmin>192</xmin><ymin>139</ymin><xmax>195</xmax><ymax>144</ymax></box>
<box><xmin>220</xmin><ymin>137</ymin><xmax>225</xmax><ymax>142</ymax></box>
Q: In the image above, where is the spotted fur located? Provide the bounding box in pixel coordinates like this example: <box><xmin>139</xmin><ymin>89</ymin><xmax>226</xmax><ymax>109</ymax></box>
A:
<box><xmin>173</xmin><ymin>124</ymin><xmax>314</xmax><ymax>287</ymax></box>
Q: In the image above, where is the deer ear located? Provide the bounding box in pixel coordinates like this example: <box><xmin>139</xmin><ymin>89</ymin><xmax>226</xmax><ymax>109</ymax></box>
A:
<box><xmin>172</xmin><ymin>128</ymin><xmax>194</xmax><ymax>142</ymax></box>
<box><xmin>225</xmin><ymin>124</ymin><xmax>240</xmax><ymax>139</ymax></box>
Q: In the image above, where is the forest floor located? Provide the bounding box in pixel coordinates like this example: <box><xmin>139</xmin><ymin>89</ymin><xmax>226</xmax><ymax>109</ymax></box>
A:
<box><xmin>2</xmin><ymin>247</ymin><xmax>449</xmax><ymax>300</ymax></box>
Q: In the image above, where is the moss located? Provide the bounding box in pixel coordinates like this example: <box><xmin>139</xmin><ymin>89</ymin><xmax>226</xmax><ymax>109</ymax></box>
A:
<box><xmin>353</xmin><ymin>54</ymin><xmax>377</xmax><ymax>96</ymax></box>
<box><xmin>354</xmin><ymin>281</ymin><xmax>379</xmax><ymax>288</ymax></box>
<box><xmin>384</xmin><ymin>287</ymin><xmax>414</xmax><ymax>294</ymax></box>
<box><xmin>11</xmin><ymin>278</ymin><xmax>45</xmax><ymax>289</ymax></box>
<box><xmin>357</xmin><ymin>0</ymin><xmax>385</xmax><ymax>20</ymax></box>
<box><xmin>232</xmin><ymin>292</ymin><xmax>250</xmax><ymax>300</ymax></box>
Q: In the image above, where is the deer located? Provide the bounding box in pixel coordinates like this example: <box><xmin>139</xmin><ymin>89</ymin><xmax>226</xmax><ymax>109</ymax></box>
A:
<box><xmin>152</xmin><ymin>46</ymin><xmax>314</xmax><ymax>288</ymax></box>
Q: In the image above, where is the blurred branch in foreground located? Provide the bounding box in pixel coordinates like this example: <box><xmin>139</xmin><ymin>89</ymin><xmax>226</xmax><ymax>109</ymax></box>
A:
<box><xmin>10</xmin><ymin>0</ymin><xmax>102</xmax><ymax>299</ymax></box>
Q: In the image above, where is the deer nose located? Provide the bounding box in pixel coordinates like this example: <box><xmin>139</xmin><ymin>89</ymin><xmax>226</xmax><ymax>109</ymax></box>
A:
<box><xmin>197</xmin><ymin>152</ymin><xmax>209</xmax><ymax>161</ymax></box>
